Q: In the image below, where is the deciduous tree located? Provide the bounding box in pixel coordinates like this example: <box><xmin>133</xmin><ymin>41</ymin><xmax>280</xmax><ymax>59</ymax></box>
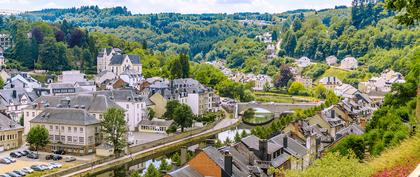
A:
<box><xmin>101</xmin><ymin>108</ymin><xmax>127</xmax><ymax>154</ymax></box>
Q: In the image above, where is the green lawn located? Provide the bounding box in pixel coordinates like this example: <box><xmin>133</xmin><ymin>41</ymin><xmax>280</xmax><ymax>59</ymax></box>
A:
<box><xmin>315</xmin><ymin>67</ymin><xmax>351</xmax><ymax>83</ymax></box>
<box><xmin>254</xmin><ymin>92</ymin><xmax>319</xmax><ymax>103</ymax></box>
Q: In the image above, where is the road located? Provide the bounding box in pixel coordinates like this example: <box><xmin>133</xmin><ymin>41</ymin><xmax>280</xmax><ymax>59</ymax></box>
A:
<box><xmin>62</xmin><ymin>118</ymin><xmax>239</xmax><ymax>177</ymax></box>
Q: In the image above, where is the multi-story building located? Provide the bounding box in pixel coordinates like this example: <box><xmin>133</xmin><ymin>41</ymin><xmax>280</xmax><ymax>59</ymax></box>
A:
<box><xmin>0</xmin><ymin>113</ymin><xmax>23</xmax><ymax>151</ymax></box>
<box><xmin>4</xmin><ymin>73</ymin><xmax>41</xmax><ymax>92</ymax></box>
<box><xmin>0</xmin><ymin>88</ymin><xmax>38</xmax><ymax>122</ymax></box>
<box><xmin>29</xmin><ymin>108</ymin><xmax>101</xmax><ymax>155</ymax></box>
<box><xmin>97</xmin><ymin>48</ymin><xmax>142</xmax><ymax>76</ymax></box>
<box><xmin>23</xmin><ymin>94</ymin><xmax>122</xmax><ymax>135</ymax></box>
<box><xmin>0</xmin><ymin>34</ymin><xmax>12</xmax><ymax>50</ymax></box>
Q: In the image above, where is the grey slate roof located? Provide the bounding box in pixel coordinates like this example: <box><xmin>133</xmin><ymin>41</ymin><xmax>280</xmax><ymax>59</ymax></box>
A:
<box><xmin>0</xmin><ymin>88</ymin><xmax>37</xmax><ymax>105</ymax></box>
<box><xmin>139</xmin><ymin>119</ymin><xmax>173</xmax><ymax>127</ymax></box>
<box><xmin>270</xmin><ymin>134</ymin><xmax>308</xmax><ymax>158</ymax></box>
<box><xmin>271</xmin><ymin>153</ymin><xmax>290</xmax><ymax>168</ymax></box>
<box><xmin>203</xmin><ymin>146</ymin><xmax>250</xmax><ymax>177</ymax></box>
<box><xmin>167</xmin><ymin>165</ymin><xmax>204</xmax><ymax>177</ymax></box>
<box><xmin>0</xmin><ymin>113</ymin><xmax>22</xmax><ymax>131</ymax></box>
<box><xmin>94</xmin><ymin>89</ymin><xmax>144</xmax><ymax>102</ymax></box>
<box><xmin>336</xmin><ymin>123</ymin><xmax>364</xmax><ymax>140</ymax></box>
<box><xmin>32</xmin><ymin>94</ymin><xmax>122</xmax><ymax>113</ymax></box>
<box><xmin>109</xmin><ymin>54</ymin><xmax>141</xmax><ymax>65</ymax></box>
<box><xmin>30</xmin><ymin>108</ymin><xmax>100</xmax><ymax>126</ymax></box>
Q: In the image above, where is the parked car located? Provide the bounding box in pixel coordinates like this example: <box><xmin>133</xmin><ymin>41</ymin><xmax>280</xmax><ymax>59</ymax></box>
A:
<box><xmin>19</xmin><ymin>151</ymin><xmax>28</xmax><ymax>156</ymax></box>
<box><xmin>64</xmin><ymin>156</ymin><xmax>76</xmax><ymax>162</ymax></box>
<box><xmin>0</xmin><ymin>174</ymin><xmax>11</xmax><ymax>177</ymax></box>
<box><xmin>26</xmin><ymin>153</ymin><xmax>39</xmax><ymax>159</ymax></box>
<box><xmin>4</xmin><ymin>157</ymin><xmax>16</xmax><ymax>163</ymax></box>
<box><xmin>12</xmin><ymin>171</ymin><xmax>25</xmax><ymax>176</ymax></box>
<box><xmin>22</xmin><ymin>150</ymin><xmax>32</xmax><ymax>155</ymax></box>
<box><xmin>52</xmin><ymin>150</ymin><xmax>65</xmax><ymax>155</ymax></box>
<box><xmin>40</xmin><ymin>164</ymin><xmax>53</xmax><ymax>170</ymax></box>
<box><xmin>49</xmin><ymin>162</ymin><xmax>62</xmax><ymax>168</ymax></box>
<box><xmin>21</xmin><ymin>168</ymin><xmax>33</xmax><ymax>174</ymax></box>
<box><xmin>30</xmin><ymin>165</ymin><xmax>43</xmax><ymax>171</ymax></box>
<box><xmin>15</xmin><ymin>151</ymin><xmax>24</xmax><ymax>156</ymax></box>
<box><xmin>46</xmin><ymin>154</ymin><xmax>62</xmax><ymax>161</ymax></box>
<box><xmin>0</xmin><ymin>158</ymin><xmax>11</xmax><ymax>164</ymax></box>
<box><xmin>9</xmin><ymin>152</ymin><xmax>21</xmax><ymax>158</ymax></box>
<box><xmin>5</xmin><ymin>172</ymin><xmax>20</xmax><ymax>177</ymax></box>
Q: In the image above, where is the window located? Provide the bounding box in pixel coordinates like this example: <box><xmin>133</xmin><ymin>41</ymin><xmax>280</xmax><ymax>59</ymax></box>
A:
<box><xmin>67</xmin><ymin>136</ymin><xmax>72</xmax><ymax>142</ymax></box>
<box><xmin>55</xmin><ymin>135</ymin><xmax>60</xmax><ymax>141</ymax></box>
<box><xmin>74</xmin><ymin>127</ymin><xmax>77</xmax><ymax>132</ymax></box>
<box><xmin>79</xmin><ymin>137</ymin><xmax>84</xmax><ymax>144</ymax></box>
<box><xmin>88</xmin><ymin>136</ymin><xmax>93</xmax><ymax>144</ymax></box>
<box><xmin>61</xmin><ymin>126</ymin><xmax>64</xmax><ymax>131</ymax></box>
<box><xmin>55</xmin><ymin>126</ymin><xmax>59</xmax><ymax>131</ymax></box>
<box><xmin>68</xmin><ymin>127</ymin><xmax>71</xmax><ymax>133</ymax></box>
<box><xmin>126</xmin><ymin>104</ymin><xmax>129</xmax><ymax>109</ymax></box>
<box><xmin>80</xmin><ymin>127</ymin><xmax>83</xmax><ymax>133</ymax></box>
<box><xmin>49</xmin><ymin>135</ymin><xmax>53</xmax><ymax>141</ymax></box>
<box><xmin>49</xmin><ymin>125</ymin><xmax>53</xmax><ymax>131</ymax></box>
<box><xmin>73</xmin><ymin>136</ymin><xmax>78</xmax><ymax>143</ymax></box>
<box><xmin>61</xmin><ymin>136</ymin><xmax>65</xmax><ymax>142</ymax></box>
<box><xmin>26</xmin><ymin>112</ymin><xmax>29</xmax><ymax>117</ymax></box>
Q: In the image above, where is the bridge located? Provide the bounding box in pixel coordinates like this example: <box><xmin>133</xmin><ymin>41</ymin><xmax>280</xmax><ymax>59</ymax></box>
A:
<box><xmin>46</xmin><ymin>118</ymin><xmax>240</xmax><ymax>177</ymax></box>
<box><xmin>235</xmin><ymin>102</ymin><xmax>321</xmax><ymax>118</ymax></box>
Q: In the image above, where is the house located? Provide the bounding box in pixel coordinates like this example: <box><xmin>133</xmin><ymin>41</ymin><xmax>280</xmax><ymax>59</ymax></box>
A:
<box><xmin>0</xmin><ymin>88</ymin><xmax>38</xmax><ymax>122</ymax></box>
<box><xmin>23</xmin><ymin>94</ymin><xmax>122</xmax><ymax>134</ymax></box>
<box><xmin>148</xmin><ymin>92</ymin><xmax>167</xmax><ymax>118</ymax></box>
<box><xmin>319</xmin><ymin>76</ymin><xmax>342</xmax><ymax>90</ymax></box>
<box><xmin>294</xmin><ymin>75</ymin><xmax>313</xmax><ymax>88</ymax></box>
<box><xmin>325</xmin><ymin>56</ymin><xmax>337</xmax><ymax>66</ymax></box>
<box><xmin>0</xmin><ymin>48</ymin><xmax>5</xmax><ymax>67</ymax></box>
<box><xmin>0</xmin><ymin>34</ymin><xmax>12</xmax><ymax>50</ymax></box>
<box><xmin>256</xmin><ymin>32</ymin><xmax>272</xmax><ymax>43</ymax></box>
<box><xmin>4</xmin><ymin>73</ymin><xmax>41</xmax><ymax>92</ymax></box>
<box><xmin>335</xmin><ymin>123</ymin><xmax>364</xmax><ymax>140</ymax></box>
<box><xmin>0</xmin><ymin>113</ymin><xmax>23</xmax><ymax>151</ymax></box>
<box><xmin>47</xmin><ymin>83</ymin><xmax>77</xmax><ymax>95</ymax></box>
<box><xmin>97</xmin><ymin>48</ymin><xmax>142</xmax><ymax>76</ymax></box>
<box><xmin>296</xmin><ymin>57</ymin><xmax>311</xmax><ymax>68</ymax></box>
<box><xmin>95</xmin><ymin>89</ymin><xmax>147</xmax><ymax>131</ymax></box>
<box><xmin>58</xmin><ymin>70</ymin><xmax>87</xmax><ymax>84</ymax></box>
<box><xmin>334</xmin><ymin>84</ymin><xmax>359</xmax><ymax>98</ymax></box>
<box><xmin>119</xmin><ymin>69</ymin><xmax>143</xmax><ymax>87</ymax></box>
<box><xmin>74</xmin><ymin>81</ymin><xmax>96</xmax><ymax>92</ymax></box>
<box><xmin>29</xmin><ymin>108</ymin><xmax>101</xmax><ymax>155</ymax></box>
<box><xmin>358</xmin><ymin>69</ymin><xmax>405</xmax><ymax>94</ymax></box>
<box><xmin>340</xmin><ymin>57</ymin><xmax>358</xmax><ymax>70</ymax></box>
<box><xmin>95</xmin><ymin>70</ymin><xmax>116</xmax><ymax>86</ymax></box>
<box><xmin>250</xmin><ymin>74</ymin><xmax>273</xmax><ymax>91</ymax></box>
<box><xmin>138</xmin><ymin>118</ymin><xmax>173</xmax><ymax>134</ymax></box>
<box><xmin>166</xmin><ymin>146</ymin><xmax>265</xmax><ymax>177</ymax></box>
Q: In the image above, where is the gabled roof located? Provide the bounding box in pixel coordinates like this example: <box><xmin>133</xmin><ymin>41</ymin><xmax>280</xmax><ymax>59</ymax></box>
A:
<box><xmin>109</xmin><ymin>54</ymin><xmax>141</xmax><ymax>65</ymax></box>
<box><xmin>0</xmin><ymin>113</ymin><xmax>22</xmax><ymax>131</ymax></box>
<box><xmin>167</xmin><ymin>165</ymin><xmax>204</xmax><ymax>177</ymax></box>
<box><xmin>30</xmin><ymin>108</ymin><xmax>100</xmax><ymax>126</ymax></box>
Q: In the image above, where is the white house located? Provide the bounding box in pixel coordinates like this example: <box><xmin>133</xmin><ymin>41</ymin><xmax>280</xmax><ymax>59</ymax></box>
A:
<box><xmin>252</xmin><ymin>74</ymin><xmax>273</xmax><ymax>91</ymax></box>
<box><xmin>74</xmin><ymin>81</ymin><xmax>96</xmax><ymax>92</ymax></box>
<box><xmin>297</xmin><ymin>57</ymin><xmax>312</xmax><ymax>68</ymax></box>
<box><xmin>4</xmin><ymin>74</ymin><xmax>41</xmax><ymax>92</ymax></box>
<box><xmin>358</xmin><ymin>70</ymin><xmax>405</xmax><ymax>93</ymax></box>
<box><xmin>326</xmin><ymin>56</ymin><xmax>337</xmax><ymax>66</ymax></box>
<box><xmin>334</xmin><ymin>84</ymin><xmax>359</xmax><ymax>98</ymax></box>
<box><xmin>120</xmin><ymin>69</ymin><xmax>143</xmax><ymax>87</ymax></box>
<box><xmin>97</xmin><ymin>48</ymin><xmax>142</xmax><ymax>76</ymax></box>
<box><xmin>58</xmin><ymin>70</ymin><xmax>87</xmax><ymax>84</ymax></box>
<box><xmin>340</xmin><ymin>57</ymin><xmax>358</xmax><ymax>70</ymax></box>
<box><xmin>0</xmin><ymin>88</ymin><xmax>37</xmax><ymax>122</ymax></box>
<box><xmin>319</xmin><ymin>76</ymin><xmax>342</xmax><ymax>90</ymax></box>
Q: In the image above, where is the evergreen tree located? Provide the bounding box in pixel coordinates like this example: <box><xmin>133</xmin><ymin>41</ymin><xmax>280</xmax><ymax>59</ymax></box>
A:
<box><xmin>281</xmin><ymin>30</ymin><xmax>297</xmax><ymax>56</ymax></box>
<box><xmin>159</xmin><ymin>159</ymin><xmax>172</xmax><ymax>172</ymax></box>
<box><xmin>271</xmin><ymin>30</ymin><xmax>278</xmax><ymax>41</ymax></box>
<box><xmin>144</xmin><ymin>164</ymin><xmax>161</xmax><ymax>177</ymax></box>
<box><xmin>169</xmin><ymin>58</ymin><xmax>182</xmax><ymax>79</ymax></box>
<box><xmin>234</xmin><ymin>131</ymin><xmax>241</xmax><ymax>142</ymax></box>
<box><xmin>180</xmin><ymin>53</ymin><xmax>190</xmax><ymax>78</ymax></box>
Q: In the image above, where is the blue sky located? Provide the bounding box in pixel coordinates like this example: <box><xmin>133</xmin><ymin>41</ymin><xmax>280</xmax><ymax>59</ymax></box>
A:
<box><xmin>0</xmin><ymin>0</ymin><xmax>352</xmax><ymax>14</ymax></box>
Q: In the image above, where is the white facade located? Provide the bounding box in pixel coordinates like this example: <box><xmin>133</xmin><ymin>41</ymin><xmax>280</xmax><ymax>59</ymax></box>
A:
<box><xmin>326</xmin><ymin>56</ymin><xmax>337</xmax><ymax>66</ymax></box>
<box><xmin>297</xmin><ymin>57</ymin><xmax>311</xmax><ymax>68</ymax></box>
<box><xmin>120</xmin><ymin>69</ymin><xmax>143</xmax><ymax>87</ymax></box>
<box><xmin>58</xmin><ymin>70</ymin><xmax>87</xmax><ymax>84</ymax></box>
<box><xmin>115</xmin><ymin>100</ymin><xmax>147</xmax><ymax>131</ymax></box>
<box><xmin>340</xmin><ymin>57</ymin><xmax>358</xmax><ymax>70</ymax></box>
<box><xmin>95</xmin><ymin>71</ymin><xmax>116</xmax><ymax>85</ymax></box>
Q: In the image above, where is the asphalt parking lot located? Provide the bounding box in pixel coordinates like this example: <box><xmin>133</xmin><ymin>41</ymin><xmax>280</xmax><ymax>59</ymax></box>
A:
<box><xmin>0</xmin><ymin>150</ymin><xmax>88</xmax><ymax>174</ymax></box>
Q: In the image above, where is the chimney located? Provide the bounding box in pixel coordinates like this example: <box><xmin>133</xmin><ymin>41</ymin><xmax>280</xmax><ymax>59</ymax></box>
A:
<box><xmin>283</xmin><ymin>135</ymin><xmax>288</xmax><ymax>149</ymax></box>
<box><xmin>12</xmin><ymin>90</ymin><xmax>17</xmax><ymax>98</ymax></box>
<box><xmin>259</xmin><ymin>139</ymin><xmax>268</xmax><ymax>161</ymax></box>
<box><xmin>223</xmin><ymin>150</ymin><xmax>233</xmax><ymax>177</ymax></box>
<box><xmin>330</xmin><ymin>109</ymin><xmax>335</xmax><ymax>118</ymax></box>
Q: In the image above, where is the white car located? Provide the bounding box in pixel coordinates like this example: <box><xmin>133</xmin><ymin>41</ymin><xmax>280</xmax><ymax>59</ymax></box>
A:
<box><xmin>40</xmin><ymin>164</ymin><xmax>53</xmax><ymax>170</ymax></box>
<box><xmin>22</xmin><ymin>167</ymin><xmax>34</xmax><ymax>173</ymax></box>
<box><xmin>49</xmin><ymin>162</ymin><xmax>62</xmax><ymax>168</ymax></box>
<box><xmin>4</xmin><ymin>157</ymin><xmax>16</xmax><ymax>163</ymax></box>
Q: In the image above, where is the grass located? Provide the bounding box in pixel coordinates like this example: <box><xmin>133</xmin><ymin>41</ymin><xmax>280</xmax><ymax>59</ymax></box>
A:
<box><xmin>367</xmin><ymin>132</ymin><xmax>420</xmax><ymax>175</ymax></box>
<box><xmin>254</xmin><ymin>92</ymin><xmax>319</xmax><ymax>103</ymax></box>
<box><xmin>27</xmin><ymin>164</ymin><xmax>74</xmax><ymax>177</ymax></box>
<box><xmin>315</xmin><ymin>67</ymin><xmax>351</xmax><ymax>83</ymax></box>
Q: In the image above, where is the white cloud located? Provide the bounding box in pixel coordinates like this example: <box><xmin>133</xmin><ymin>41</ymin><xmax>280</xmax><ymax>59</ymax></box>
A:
<box><xmin>0</xmin><ymin>0</ymin><xmax>353</xmax><ymax>14</ymax></box>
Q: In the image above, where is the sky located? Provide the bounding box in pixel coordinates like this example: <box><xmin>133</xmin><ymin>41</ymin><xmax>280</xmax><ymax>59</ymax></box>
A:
<box><xmin>0</xmin><ymin>0</ymin><xmax>353</xmax><ymax>14</ymax></box>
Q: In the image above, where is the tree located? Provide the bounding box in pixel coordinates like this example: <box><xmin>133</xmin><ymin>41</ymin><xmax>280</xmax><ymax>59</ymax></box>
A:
<box><xmin>179</xmin><ymin>53</ymin><xmax>190</xmax><ymax>78</ymax></box>
<box><xmin>101</xmin><ymin>108</ymin><xmax>127</xmax><ymax>154</ymax></box>
<box><xmin>31</xmin><ymin>27</ymin><xmax>44</xmax><ymax>44</ymax></box>
<box><xmin>130</xmin><ymin>171</ymin><xmax>141</xmax><ymax>177</ymax></box>
<box><xmin>144</xmin><ymin>164</ymin><xmax>161</xmax><ymax>177</ymax></box>
<box><xmin>331</xmin><ymin>134</ymin><xmax>365</xmax><ymax>159</ymax></box>
<box><xmin>215</xmin><ymin>139</ymin><xmax>223</xmax><ymax>148</ymax></box>
<box><xmin>26</xmin><ymin>125</ymin><xmax>49</xmax><ymax>154</ymax></box>
<box><xmin>281</xmin><ymin>30</ymin><xmax>297</xmax><ymax>56</ymax></box>
<box><xmin>274</xmin><ymin>64</ymin><xmax>293</xmax><ymax>88</ymax></box>
<box><xmin>159</xmin><ymin>158</ymin><xmax>172</xmax><ymax>172</ymax></box>
<box><xmin>147</xmin><ymin>107</ymin><xmax>155</xmax><ymax>120</ymax></box>
<box><xmin>234</xmin><ymin>131</ymin><xmax>241</xmax><ymax>142</ymax></box>
<box><xmin>288</xmin><ymin>81</ymin><xmax>306</xmax><ymax>95</ymax></box>
<box><xmin>171</xmin><ymin>152</ymin><xmax>181</xmax><ymax>166</ymax></box>
<box><xmin>173</xmin><ymin>104</ymin><xmax>194</xmax><ymax>132</ymax></box>
<box><xmin>163</xmin><ymin>100</ymin><xmax>181</xmax><ymax>120</ymax></box>
<box><xmin>224</xmin><ymin>137</ymin><xmax>232</xmax><ymax>145</ymax></box>
<box><xmin>386</xmin><ymin>0</ymin><xmax>420</xmax><ymax>25</ymax></box>
<box><xmin>241</xmin><ymin>130</ymin><xmax>248</xmax><ymax>138</ymax></box>
<box><xmin>312</xmin><ymin>84</ymin><xmax>328</xmax><ymax>99</ymax></box>
<box><xmin>169</xmin><ymin>57</ymin><xmax>182</xmax><ymax>79</ymax></box>
<box><xmin>272</xmin><ymin>30</ymin><xmax>278</xmax><ymax>41</ymax></box>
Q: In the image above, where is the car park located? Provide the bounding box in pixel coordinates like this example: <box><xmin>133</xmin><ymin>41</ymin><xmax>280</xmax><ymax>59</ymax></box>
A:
<box><xmin>52</xmin><ymin>150</ymin><xmax>65</xmax><ymax>155</ymax></box>
<box><xmin>9</xmin><ymin>152</ymin><xmax>21</xmax><ymax>158</ymax></box>
<box><xmin>0</xmin><ymin>174</ymin><xmax>11</xmax><ymax>177</ymax></box>
<box><xmin>30</xmin><ymin>165</ymin><xmax>43</xmax><ymax>171</ymax></box>
<box><xmin>5</xmin><ymin>172</ymin><xmax>20</xmax><ymax>177</ymax></box>
<box><xmin>12</xmin><ymin>171</ymin><xmax>25</xmax><ymax>176</ymax></box>
<box><xmin>49</xmin><ymin>162</ymin><xmax>62</xmax><ymax>168</ymax></box>
<box><xmin>26</xmin><ymin>153</ymin><xmax>39</xmax><ymax>159</ymax></box>
<box><xmin>64</xmin><ymin>156</ymin><xmax>76</xmax><ymax>162</ymax></box>
<box><xmin>4</xmin><ymin>157</ymin><xmax>16</xmax><ymax>163</ymax></box>
<box><xmin>0</xmin><ymin>158</ymin><xmax>11</xmax><ymax>164</ymax></box>
<box><xmin>21</xmin><ymin>168</ymin><xmax>33</xmax><ymax>174</ymax></box>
